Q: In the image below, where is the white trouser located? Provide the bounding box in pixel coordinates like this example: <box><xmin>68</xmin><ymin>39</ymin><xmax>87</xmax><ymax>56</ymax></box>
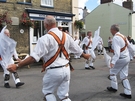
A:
<box><xmin>109</xmin><ymin>56</ymin><xmax>131</xmax><ymax>95</ymax></box>
<box><xmin>97</xmin><ymin>44</ymin><xmax>103</xmax><ymax>50</ymax></box>
<box><xmin>42</xmin><ymin>65</ymin><xmax>71</xmax><ymax>101</ymax></box>
<box><xmin>97</xmin><ymin>45</ymin><xmax>103</xmax><ymax>54</ymax></box>
<box><xmin>0</xmin><ymin>59</ymin><xmax>20</xmax><ymax>84</ymax></box>
<box><xmin>129</xmin><ymin>52</ymin><xmax>133</xmax><ymax>60</ymax></box>
<box><xmin>74</xmin><ymin>55</ymin><xmax>80</xmax><ymax>59</ymax></box>
<box><xmin>85</xmin><ymin>49</ymin><xmax>95</xmax><ymax>67</ymax></box>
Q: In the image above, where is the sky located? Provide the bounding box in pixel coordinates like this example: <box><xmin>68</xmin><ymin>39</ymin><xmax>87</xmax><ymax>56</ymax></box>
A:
<box><xmin>78</xmin><ymin>0</ymin><xmax>135</xmax><ymax>19</ymax></box>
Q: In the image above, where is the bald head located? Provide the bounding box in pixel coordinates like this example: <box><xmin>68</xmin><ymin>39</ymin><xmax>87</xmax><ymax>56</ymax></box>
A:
<box><xmin>44</xmin><ymin>15</ymin><xmax>56</xmax><ymax>31</ymax></box>
<box><xmin>4</xmin><ymin>29</ymin><xmax>10</xmax><ymax>37</ymax></box>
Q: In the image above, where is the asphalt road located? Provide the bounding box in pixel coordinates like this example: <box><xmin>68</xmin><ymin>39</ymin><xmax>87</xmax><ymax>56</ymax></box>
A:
<box><xmin>0</xmin><ymin>52</ymin><xmax>135</xmax><ymax>101</ymax></box>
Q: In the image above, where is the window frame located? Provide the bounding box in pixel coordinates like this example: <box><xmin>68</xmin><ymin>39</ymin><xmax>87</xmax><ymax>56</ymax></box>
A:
<box><xmin>0</xmin><ymin>0</ymin><xmax>6</xmax><ymax>2</ymax></box>
<box><xmin>41</xmin><ymin>0</ymin><xmax>54</xmax><ymax>7</ymax></box>
<box><xmin>17</xmin><ymin>0</ymin><xmax>32</xmax><ymax>5</ymax></box>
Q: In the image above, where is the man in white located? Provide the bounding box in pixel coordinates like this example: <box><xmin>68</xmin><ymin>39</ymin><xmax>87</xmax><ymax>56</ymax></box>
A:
<box><xmin>0</xmin><ymin>29</ymin><xmax>24</xmax><ymax>88</ymax></box>
<box><xmin>97</xmin><ymin>36</ymin><xmax>104</xmax><ymax>55</ymax></box>
<box><xmin>107</xmin><ymin>24</ymin><xmax>134</xmax><ymax>99</ymax></box>
<box><xmin>74</xmin><ymin>36</ymin><xmax>80</xmax><ymax>59</ymax></box>
<box><xmin>83</xmin><ymin>31</ymin><xmax>95</xmax><ymax>69</ymax></box>
<box><xmin>7</xmin><ymin>15</ymin><xmax>90</xmax><ymax>101</ymax></box>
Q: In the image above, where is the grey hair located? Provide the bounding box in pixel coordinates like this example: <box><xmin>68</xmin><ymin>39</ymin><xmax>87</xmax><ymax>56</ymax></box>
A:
<box><xmin>111</xmin><ymin>24</ymin><xmax>119</xmax><ymax>32</ymax></box>
<box><xmin>44</xmin><ymin>15</ymin><xmax>56</xmax><ymax>26</ymax></box>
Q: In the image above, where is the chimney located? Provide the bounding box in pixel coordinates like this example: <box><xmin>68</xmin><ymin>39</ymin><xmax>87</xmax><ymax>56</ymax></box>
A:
<box><xmin>100</xmin><ymin>0</ymin><xmax>113</xmax><ymax>4</ymax></box>
<box><xmin>122</xmin><ymin>0</ymin><xmax>133</xmax><ymax>10</ymax></box>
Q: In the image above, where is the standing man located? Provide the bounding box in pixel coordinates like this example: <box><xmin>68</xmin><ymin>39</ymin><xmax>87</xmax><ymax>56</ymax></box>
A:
<box><xmin>7</xmin><ymin>15</ymin><xmax>90</xmax><ymax>101</ymax></box>
<box><xmin>108</xmin><ymin>36</ymin><xmax>112</xmax><ymax>52</ymax></box>
<box><xmin>83</xmin><ymin>31</ymin><xmax>96</xmax><ymax>69</ymax></box>
<box><xmin>74</xmin><ymin>36</ymin><xmax>80</xmax><ymax>59</ymax></box>
<box><xmin>97</xmin><ymin>36</ymin><xmax>104</xmax><ymax>55</ymax></box>
<box><xmin>0</xmin><ymin>29</ymin><xmax>24</xmax><ymax>88</ymax></box>
<box><xmin>107</xmin><ymin>24</ymin><xmax>134</xmax><ymax>99</ymax></box>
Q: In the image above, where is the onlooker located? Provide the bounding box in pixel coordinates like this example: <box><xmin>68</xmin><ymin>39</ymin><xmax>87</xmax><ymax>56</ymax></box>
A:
<box><xmin>74</xmin><ymin>36</ymin><xmax>81</xmax><ymax>59</ymax></box>
<box><xmin>127</xmin><ymin>36</ymin><xmax>135</xmax><ymax>44</ymax></box>
<box><xmin>127</xmin><ymin>36</ymin><xmax>135</xmax><ymax>61</ymax></box>
<box><xmin>108</xmin><ymin>36</ymin><xmax>112</xmax><ymax>52</ymax></box>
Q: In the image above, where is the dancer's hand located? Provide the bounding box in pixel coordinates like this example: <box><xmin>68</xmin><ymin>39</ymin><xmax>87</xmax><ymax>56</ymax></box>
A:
<box><xmin>7</xmin><ymin>64</ymin><xmax>17</xmax><ymax>72</ymax></box>
<box><xmin>81</xmin><ymin>53</ymin><xmax>90</xmax><ymax>60</ymax></box>
<box><xmin>110</xmin><ymin>63</ymin><xmax>114</xmax><ymax>68</ymax></box>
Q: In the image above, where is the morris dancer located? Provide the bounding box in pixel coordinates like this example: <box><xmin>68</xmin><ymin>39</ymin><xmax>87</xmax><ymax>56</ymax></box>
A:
<box><xmin>107</xmin><ymin>24</ymin><xmax>135</xmax><ymax>99</ymax></box>
<box><xmin>0</xmin><ymin>29</ymin><xmax>24</xmax><ymax>88</ymax></box>
<box><xmin>83</xmin><ymin>31</ymin><xmax>96</xmax><ymax>69</ymax></box>
<box><xmin>7</xmin><ymin>15</ymin><xmax>90</xmax><ymax>101</ymax></box>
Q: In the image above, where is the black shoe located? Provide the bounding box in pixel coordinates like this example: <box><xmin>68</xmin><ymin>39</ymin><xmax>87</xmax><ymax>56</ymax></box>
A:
<box><xmin>4</xmin><ymin>83</ymin><xmax>10</xmax><ymax>88</ymax></box>
<box><xmin>85</xmin><ymin>67</ymin><xmax>90</xmax><ymax>69</ymax></box>
<box><xmin>120</xmin><ymin>93</ymin><xmax>132</xmax><ymax>99</ymax></box>
<box><xmin>16</xmin><ymin>82</ymin><xmax>24</xmax><ymax>88</ymax></box>
<box><xmin>107</xmin><ymin>87</ymin><xmax>117</xmax><ymax>92</ymax></box>
<box><xmin>90</xmin><ymin>66</ymin><xmax>95</xmax><ymax>69</ymax></box>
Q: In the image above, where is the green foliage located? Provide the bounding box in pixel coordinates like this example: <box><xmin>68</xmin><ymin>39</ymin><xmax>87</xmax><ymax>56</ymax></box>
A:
<box><xmin>74</xmin><ymin>20</ymin><xmax>84</xmax><ymax>30</ymax></box>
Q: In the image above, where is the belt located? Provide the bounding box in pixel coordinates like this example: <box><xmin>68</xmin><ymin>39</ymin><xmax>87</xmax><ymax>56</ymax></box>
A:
<box><xmin>88</xmin><ymin>47</ymin><xmax>91</xmax><ymax>49</ymax></box>
<box><xmin>119</xmin><ymin>56</ymin><xmax>127</xmax><ymax>59</ymax></box>
<box><xmin>48</xmin><ymin>64</ymin><xmax>69</xmax><ymax>69</ymax></box>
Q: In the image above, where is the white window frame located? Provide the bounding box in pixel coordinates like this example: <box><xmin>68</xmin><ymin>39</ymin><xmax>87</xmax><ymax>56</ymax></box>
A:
<box><xmin>41</xmin><ymin>0</ymin><xmax>53</xmax><ymax>7</ymax></box>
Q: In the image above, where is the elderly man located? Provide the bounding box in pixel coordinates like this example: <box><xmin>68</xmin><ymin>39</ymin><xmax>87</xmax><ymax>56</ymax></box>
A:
<box><xmin>82</xmin><ymin>31</ymin><xmax>96</xmax><ymax>69</ymax></box>
<box><xmin>8</xmin><ymin>15</ymin><xmax>90</xmax><ymax>101</ymax></box>
<box><xmin>107</xmin><ymin>24</ymin><xmax>134</xmax><ymax>99</ymax></box>
<box><xmin>0</xmin><ymin>29</ymin><xmax>24</xmax><ymax>88</ymax></box>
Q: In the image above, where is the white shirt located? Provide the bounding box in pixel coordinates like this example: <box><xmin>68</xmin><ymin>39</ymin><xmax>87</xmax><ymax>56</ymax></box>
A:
<box><xmin>31</xmin><ymin>28</ymin><xmax>83</xmax><ymax>68</ymax></box>
<box><xmin>98</xmin><ymin>37</ymin><xmax>103</xmax><ymax>45</ymax></box>
<box><xmin>111</xmin><ymin>32</ymin><xmax>129</xmax><ymax>64</ymax></box>
<box><xmin>74</xmin><ymin>39</ymin><xmax>80</xmax><ymax>45</ymax></box>
<box><xmin>83</xmin><ymin>36</ymin><xmax>92</xmax><ymax>48</ymax></box>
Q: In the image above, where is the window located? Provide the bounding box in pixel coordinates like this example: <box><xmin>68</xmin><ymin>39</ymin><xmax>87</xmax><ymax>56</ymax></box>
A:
<box><xmin>0</xmin><ymin>0</ymin><xmax>6</xmax><ymax>2</ymax></box>
<box><xmin>24</xmin><ymin>0</ymin><xmax>31</xmax><ymax>3</ymax></box>
<box><xmin>41</xmin><ymin>0</ymin><xmax>53</xmax><ymax>7</ymax></box>
<box><xmin>17</xmin><ymin>0</ymin><xmax>31</xmax><ymax>3</ymax></box>
<box><xmin>17</xmin><ymin>0</ymin><xmax>31</xmax><ymax>5</ymax></box>
<box><xmin>33</xmin><ymin>21</ymin><xmax>46</xmax><ymax>42</ymax></box>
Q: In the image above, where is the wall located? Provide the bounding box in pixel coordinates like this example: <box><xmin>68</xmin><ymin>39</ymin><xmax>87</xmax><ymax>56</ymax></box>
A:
<box><xmin>85</xmin><ymin>2</ymin><xmax>132</xmax><ymax>47</ymax></box>
<box><xmin>72</xmin><ymin>0</ymin><xmax>79</xmax><ymax>38</ymax></box>
<box><xmin>132</xmin><ymin>13</ymin><xmax>135</xmax><ymax>40</ymax></box>
<box><xmin>0</xmin><ymin>0</ymin><xmax>72</xmax><ymax>53</ymax></box>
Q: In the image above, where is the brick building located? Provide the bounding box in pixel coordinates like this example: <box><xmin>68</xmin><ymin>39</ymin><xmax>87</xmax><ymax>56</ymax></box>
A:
<box><xmin>0</xmin><ymin>0</ymin><xmax>75</xmax><ymax>54</ymax></box>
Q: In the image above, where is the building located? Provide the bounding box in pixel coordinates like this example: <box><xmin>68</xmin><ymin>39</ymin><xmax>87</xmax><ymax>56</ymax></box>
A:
<box><xmin>85</xmin><ymin>1</ymin><xmax>135</xmax><ymax>47</ymax></box>
<box><xmin>72</xmin><ymin>0</ymin><xmax>79</xmax><ymax>39</ymax></box>
<box><xmin>0</xmin><ymin>0</ymin><xmax>77</xmax><ymax>54</ymax></box>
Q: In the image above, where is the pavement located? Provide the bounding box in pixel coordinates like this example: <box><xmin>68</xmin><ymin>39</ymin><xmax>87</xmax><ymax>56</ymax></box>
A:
<box><xmin>0</xmin><ymin>51</ymin><xmax>135</xmax><ymax>101</ymax></box>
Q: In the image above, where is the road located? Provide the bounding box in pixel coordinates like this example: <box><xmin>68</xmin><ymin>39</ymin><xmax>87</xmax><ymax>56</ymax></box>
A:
<box><xmin>0</xmin><ymin>52</ymin><xmax>135</xmax><ymax>101</ymax></box>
